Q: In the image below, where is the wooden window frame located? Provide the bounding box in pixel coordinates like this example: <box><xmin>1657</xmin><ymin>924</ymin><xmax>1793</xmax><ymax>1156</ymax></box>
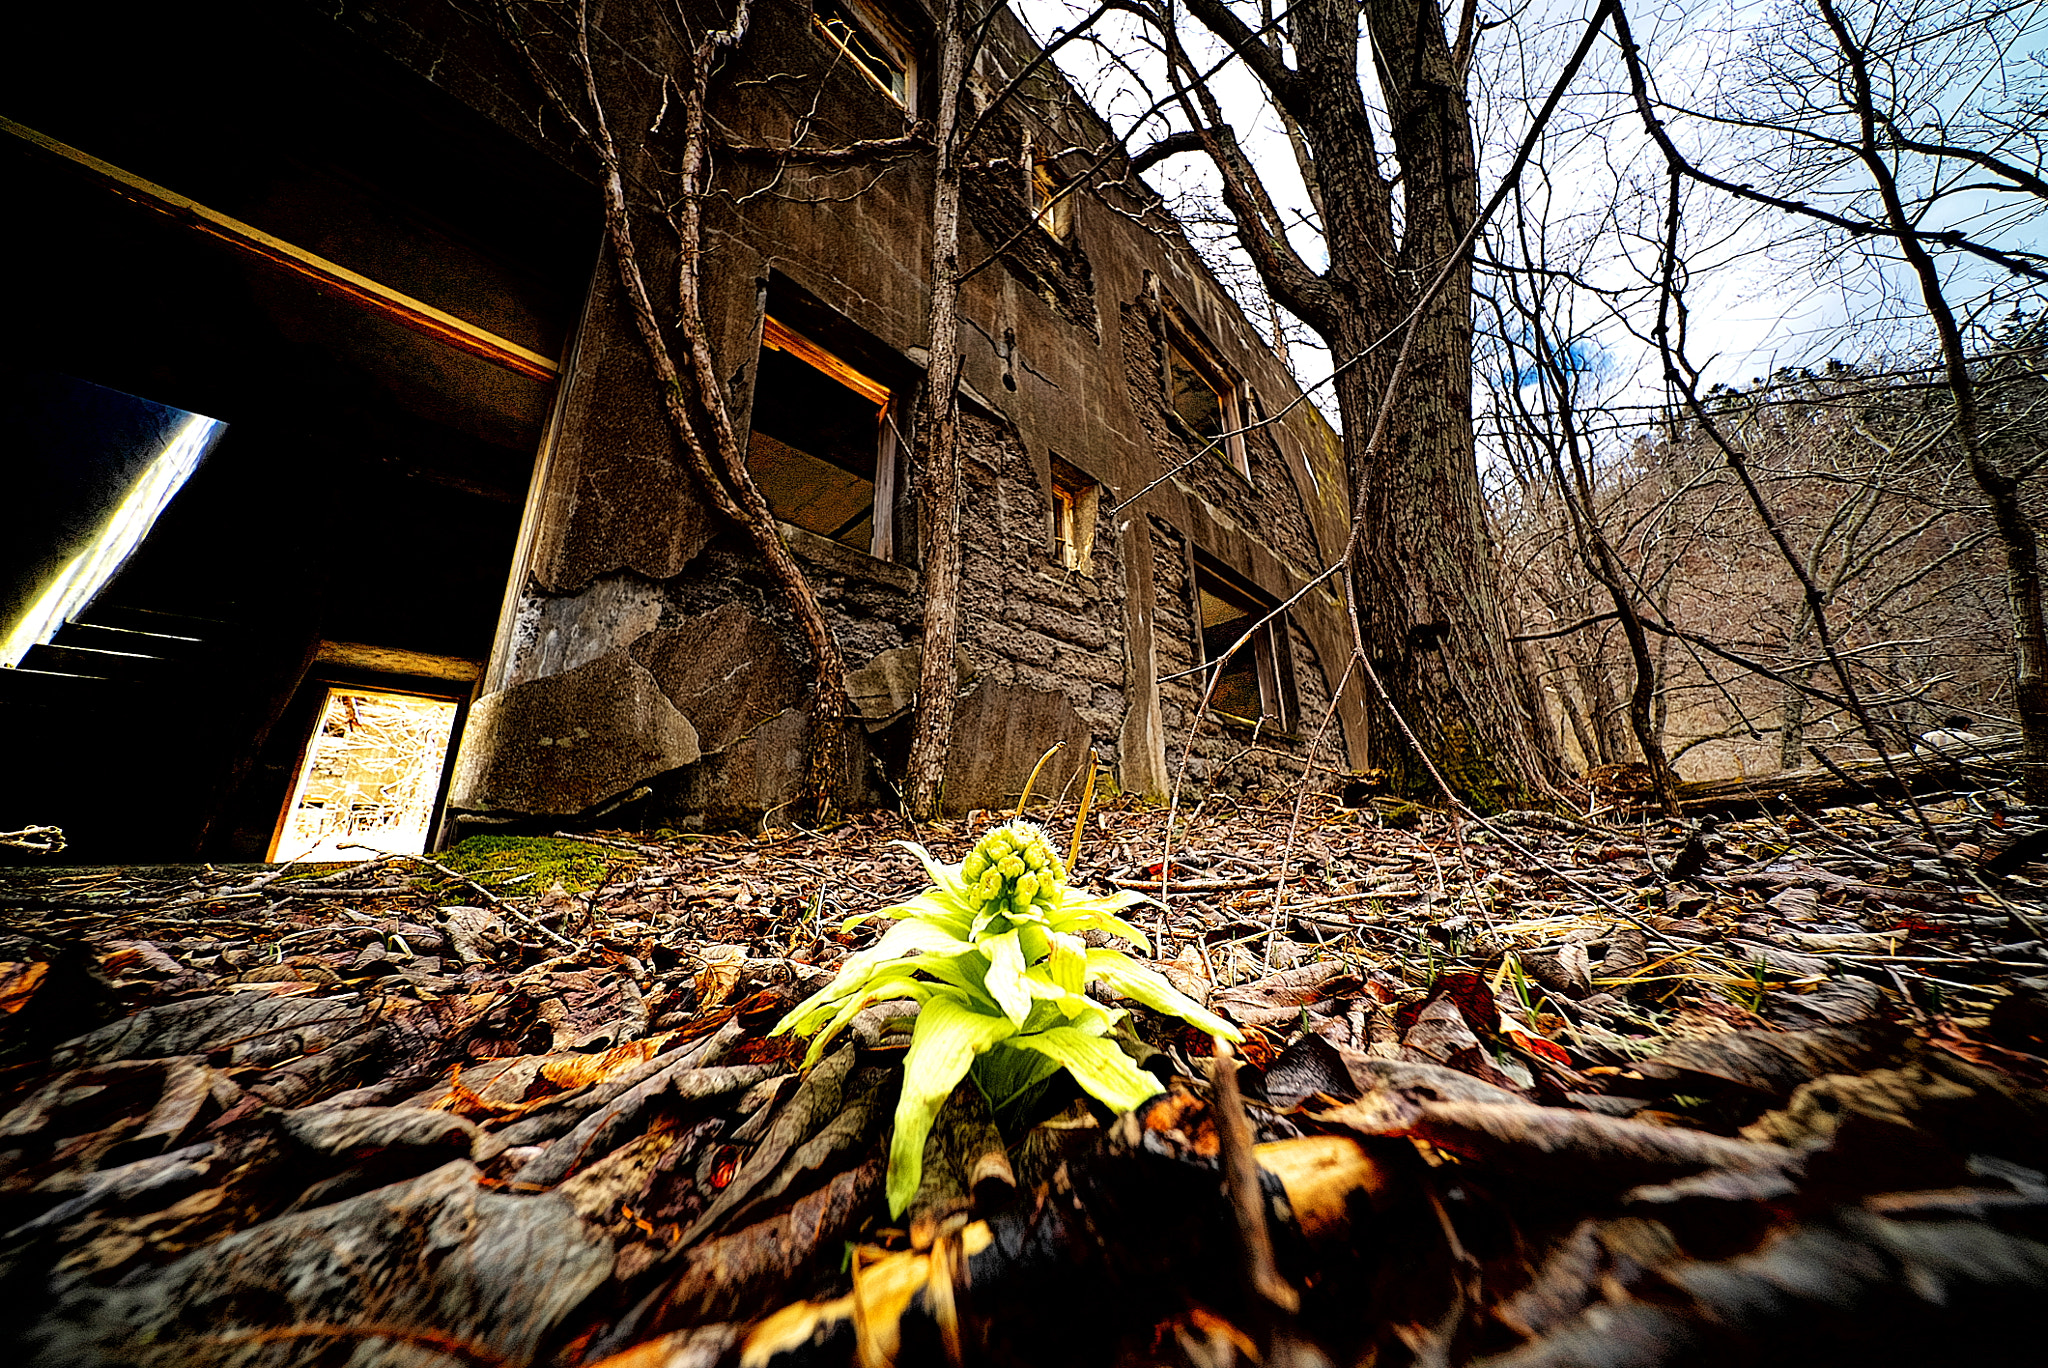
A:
<box><xmin>755</xmin><ymin>315</ymin><xmax>901</xmax><ymax>562</ymax></box>
<box><xmin>1164</xmin><ymin>323</ymin><xmax>1251</xmax><ymax>481</ymax></box>
<box><xmin>813</xmin><ymin>0</ymin><xmax>917</xmax><ymax>115</ymax></box>
<box><xmin>1048</xmin><ymin>455</ymin><xmax>1098</xmax><ymax>573</ymax></box>
<box><xmin>1191</xmin><ymin>557</ymin><xmax>1296</xmax><ymax>733</ymax></box>
<box><xmin>1030</xmin><ymin>153</ymin><xmax>1076</xmax><ymax>241</ymax></box>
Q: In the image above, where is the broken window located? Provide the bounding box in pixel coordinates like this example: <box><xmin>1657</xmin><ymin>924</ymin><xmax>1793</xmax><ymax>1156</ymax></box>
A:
<box><xmin>814</xmin><ymin>0</ymin><xmax>915</xmax><ymax>112</ymax></box>
<box><xmin>1166</xmin><ymin>330</ymin><xmax>1250</xmax><ymax>479</ymax></box>
<box><xmin>1049</xmin><ymin>456</ymin><xmax>1099</xmax><ymax>573</ymax></box>
<box><xmin>1030</xmin><ymin>154</ymin><xmax>1075</xmax><ymax>240</ymax></box>
<box><xmin>1195</xmin><ymin>562</ymin><xmax>1294</xmax><ymax>730</ymax></box>
<box><xmin>271</xmin><ymin>688</ymin><xmax>460</xmax><ymax>862</ymax></box>
<box><xmin>749</xmin><ymin>316</ymin><xmax>899</xmax><ymax>559</ymax></box>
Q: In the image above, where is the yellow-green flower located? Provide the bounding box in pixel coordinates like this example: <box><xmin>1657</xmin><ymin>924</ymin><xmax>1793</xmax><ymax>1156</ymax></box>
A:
<box><xmin>771</xmin><ymin>820</ymin><xmax>1241</xmax><ymax>1216</ymax></box>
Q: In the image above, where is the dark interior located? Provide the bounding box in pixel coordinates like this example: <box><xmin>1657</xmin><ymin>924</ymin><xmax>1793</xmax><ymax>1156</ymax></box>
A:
<box><xmin>2</xmin><ymin>0</ymin><xmax>596</xmax><ymax>862</ymax></box>
<box><xmin>749</xmin><ymin>346</ymin><xmax>884</xmax><ymax>550</ymax></box>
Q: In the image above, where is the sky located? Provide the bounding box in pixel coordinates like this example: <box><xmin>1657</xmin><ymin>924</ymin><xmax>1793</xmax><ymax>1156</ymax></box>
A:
<box><xmin>1011</xmin><ymin>0</ymin><xmax>2048</xmax><ymax>452</ymax></box>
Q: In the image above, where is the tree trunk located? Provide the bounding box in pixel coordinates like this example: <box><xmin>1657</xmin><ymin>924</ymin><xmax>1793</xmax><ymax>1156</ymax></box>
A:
<box><xmin>902</xmin><ymin>0</ymin><xmax>967</xmax><ymax>819</ymax></box>
<box><xmin>1339</xmin><ymin>0</ymin><xmax>1561</xmax><ymax>809</ymax></box>
<box><xmin>1173</xmin><ymin>0</ymin><xmax>1563</xmax><ymax>809</ymax></box>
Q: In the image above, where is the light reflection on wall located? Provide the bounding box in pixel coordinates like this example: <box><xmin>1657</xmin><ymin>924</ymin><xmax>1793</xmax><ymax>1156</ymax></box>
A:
<box><xmin>3</xmin><ymin>408</ymin><xmax>224</xmax><ymax>669</ymax></box>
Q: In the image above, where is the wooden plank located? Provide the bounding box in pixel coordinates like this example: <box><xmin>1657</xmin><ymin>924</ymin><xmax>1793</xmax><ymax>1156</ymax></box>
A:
<box><xmin>761</xmin><ymin>317</ymin><xmax>891</xmax><ymax>410</ymax></box>
<box><xmin>52</xmin><ymin>622</ymin><xmax>215</xmax><ymax>663</ymax></box>
<box><xmin>313</xmin><ymin>641</ymin><xmax>481</xmax><ymax>685</ymax></box>
<box><xmin>0</xmin><ymin>665</ymin><xmax>128</xmax><ymax>707</ymax></box>
<box><xmin>2</xmin><ymin>116</ymin><xmax>560</xmax><ymax>382</ymax></box>
<box><xmin>21</xmin><ymin>642</ymin><xmax>177</xmax><ymax>681</ymax></box>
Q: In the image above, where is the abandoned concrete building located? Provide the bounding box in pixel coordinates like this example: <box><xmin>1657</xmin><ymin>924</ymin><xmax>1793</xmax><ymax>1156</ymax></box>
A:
<box><xmin>2</xmin><ymin>0</ymin><xmax>1369</xmax><ymax>864</ymax></box>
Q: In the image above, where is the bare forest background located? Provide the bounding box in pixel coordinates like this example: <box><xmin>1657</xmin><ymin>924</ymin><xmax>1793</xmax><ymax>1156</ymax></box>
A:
<box><xmin>1492</xmin><ymin>331</ymin><xmax>2045</xmax><ymax>783</ymax></box>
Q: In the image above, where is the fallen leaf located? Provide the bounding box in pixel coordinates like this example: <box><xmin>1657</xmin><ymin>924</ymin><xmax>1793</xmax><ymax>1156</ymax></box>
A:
<box><xmin>1328</xmin><ymin>1098</ymin><xmax>1792</xmax><ymax>1189</ymax></box>
<box><xmin>1634</xmin><ymin>1025</ymin><xmax>1898</xmax><ymax>1102</ymax></box>
<box><xmin>1264</xmin><ymin>1033</ymin><xmax>1359</xmax><ymax>1110</ymax></box>
<box><xmin>0</xmin><ymin>961</ymin><xmax>49</xmax><ymax>1015</ymax></box>
<box><xmin>539</xmin><ymin>1032</ymin><xmax>677</xmax><ymax>1091</ymax></box>
<box><xmin>694</xmin><ymin>945</ymin><xmax>748</xmax><ymax>1014</ymax></box>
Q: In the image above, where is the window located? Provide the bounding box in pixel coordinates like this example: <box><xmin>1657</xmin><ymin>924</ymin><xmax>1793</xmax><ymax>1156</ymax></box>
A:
<box><xmin>271</xmin><ymin>687</ymin><xmax>460</xmax><ymax>862</ymax></box>
<box><xmin>814</xmin><ymin>0</ymin><xmax>915</xmax><ymax>112</ymax></box>
<box><xmin>1194</xmin><ymin>562</ymin><xmax>1295</xmax><ymax>730</ymax></box>
<box><xmin>748</xmin><ymin>316</ymin><xmax>900</xmax><ymax>560</ymax></box>
<box><xmin>1048</xmin><ymin>456</ymin><xmax>1099</xmax><ymax>572</ymax></box>
<box><xmin>4</xmin><ymin>373</ymin><xmax>225</xmax><ymax>670</ymax></box>
<box><xmin>1030</xmin><ymin>155</ymin><xmax>1075</xmax><ymax>240</ymax></box>
<box><xmin>1166</xmin><ymin>329</ymin><xmax>1250</xmax><ymax>479</ymax></box>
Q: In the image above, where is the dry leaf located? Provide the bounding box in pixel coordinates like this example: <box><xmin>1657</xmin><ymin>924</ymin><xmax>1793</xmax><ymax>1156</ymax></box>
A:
<box><xmin>0</xmin><ymin>961</ymin><xmax>49</xmax><ymax>1015</ymax></box>
<box><xmin>693</xmin><ymin>945</ymin><xmax>748</xmax><ymax>1014</ymax></box>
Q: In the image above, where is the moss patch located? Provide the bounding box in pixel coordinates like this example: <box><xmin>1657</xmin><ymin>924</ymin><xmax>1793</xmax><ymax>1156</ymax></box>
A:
<box><xmin>437</xmin><ymin>836</ymin><xmax>640</xmax><ymax>894</ymax></box>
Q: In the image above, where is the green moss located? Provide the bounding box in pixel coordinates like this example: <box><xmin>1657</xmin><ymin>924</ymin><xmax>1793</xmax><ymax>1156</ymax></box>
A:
<box><xmin>1386</xmin><ymin>720</ymin><xmax>1530</xmax><ymax>816</ymax></box>
<box><xmin>437</xmin><ymin>836</ymin><xmax>639</xmax><ymax>894</ymax></box>
<box><xmin>1377</xmin><ymin>801</ymin><xmax>1427</xmax><ymax>830</ymax></box>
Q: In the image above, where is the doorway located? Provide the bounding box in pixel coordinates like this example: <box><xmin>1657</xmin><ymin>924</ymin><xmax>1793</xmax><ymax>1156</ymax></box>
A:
<box><xmin>270</xmin><ymin>688</ymin><xmax>461</xmax><ymax>862</ymax></box>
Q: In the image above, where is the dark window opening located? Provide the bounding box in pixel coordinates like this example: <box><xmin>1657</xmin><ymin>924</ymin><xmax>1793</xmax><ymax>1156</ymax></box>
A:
<box><xmin>750</xmin><ymin>317</ymin><xmax>899</xmax><ymax>559</ymax></box>
<box><xmin>1049</xmin><ymin>455</ymin><xmax>1099</xmax><ymax>573</ymax></box>
<box><xmin>1195</xmin><ymin>562</ymin><xmax>1294</xmax><ymax>730</ymax></box>
<box><xmin>1</xmin><ymin>10</ymin><xmax>585</xmax><ymax>863</ymax></box>
<box><xmin>1167</xmin><ymin>329</ymin><xmax>1250</xmax><ymax>479</ymax></box>
<box><xmin>814</xmin><ymin>0</ymin><xmax>915</xmax><ymax>111</ymax></box>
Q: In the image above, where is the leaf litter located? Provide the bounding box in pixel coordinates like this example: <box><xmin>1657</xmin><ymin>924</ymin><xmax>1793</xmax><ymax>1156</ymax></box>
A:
<box><xmin>0</xmin><ymin>783</ymin><xmax>2043</xmax><ymax>1365</ymax></box>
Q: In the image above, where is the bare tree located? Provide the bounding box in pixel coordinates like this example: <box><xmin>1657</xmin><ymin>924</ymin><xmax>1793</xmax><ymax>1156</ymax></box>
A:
<box><xmin>1108</xmin><ymin>0</ymin><xmax>1575</xmax><ymax>807</ymax></box>
<box><xmin>1611</xmin><ymin>0</ymin><xmax>2048</xmax><ymax>796</ymax></box>
<box><xmin>902</xmin><ymin>0</ymin><xmax>972</xmax><ymax>819</ymax></box>
<box><xmin>1499</xmin><ymin>355</ymin><xmax>2019</xmax><ymax>787</ymax></box>
<box><xmin>1479</xmin><ymin>190</ymin><xmax>1682</xmax><ymax>813</ymax></box>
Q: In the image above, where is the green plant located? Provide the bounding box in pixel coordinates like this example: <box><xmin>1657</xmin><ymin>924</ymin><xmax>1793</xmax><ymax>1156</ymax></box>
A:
<box><xmin>1731</xmin><ymin>954</ymin><xmax>1776</xmax><ymax>1013</ymax></box>
<box><xmin>772</xmin><ymin>820</ymin><xmax>1241</xmax><ymax>1216</ymax></box>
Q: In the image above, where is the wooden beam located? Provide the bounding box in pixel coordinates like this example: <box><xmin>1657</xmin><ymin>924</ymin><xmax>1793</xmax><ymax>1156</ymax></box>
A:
<box><xmin>2</xmin><ymin>116</ymin><xmax>560</xmax><ymax>382</ymax></box>
<box><xmin>314</xmin><ymin>640</ymin><xmax>482</xmax><ymax>685</ymax></box>
<box><xmin>762</xmin><ymin>316</ymin><xmax>891</xmax><ymax>411</ymax></box>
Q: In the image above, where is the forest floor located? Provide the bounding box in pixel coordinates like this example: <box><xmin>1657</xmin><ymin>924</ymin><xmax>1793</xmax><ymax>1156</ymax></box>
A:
<box><xmin>3</xmin><ymin>777</ymin><xmax>2047</xmax><ymax>1367</ymax></box>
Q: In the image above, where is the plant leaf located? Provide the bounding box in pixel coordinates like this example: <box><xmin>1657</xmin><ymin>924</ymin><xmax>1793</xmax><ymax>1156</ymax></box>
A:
<box><xmin>854</xmin><ymin>889</ymin><xmax>976</xmax><ymax>937</ymax></box>
<box><xmin>972</xmin><ymin>1040</ymin><xmax>1064</xmax><ymax>1114</ymax></box>
<box><xmin>802</xmin><ymin>976</ymin><xmax>932</xmax><ymax>1068</ymax></box>
<box><xmin>1049</xmin><ymin>891</ymin><xmax>1157</xmax><ymax>951</ymax></box>
<box><xmin>1008</xmin><ymin>1026</ymin><xmax>1164</xmax><ymax>1114</ymax></box>
<box><xmin>1087</xmin><ymin>949</ymin><xmax>1243</xmax><ymax>1041</ymax></box>
<box><xmin>980</xmin><ymin>930</ymin><xmax>1031</xmax><ymax>1028</ymax></box>
<box><xmin>774</xmin><ymin>918</ymin><xmax>975</xmax><ymax>1037</ymax></box>
<box><xmin>891</xmin><ymin>839</ymin><xmax>966</xmax><ymax>893</ymax></box>
<box><xmin>1047</xmin><ymin>932</ymin><xmax>1087</xmax><ymax>996</ymax></box>
<box><xmin>887</xmin><ymin>994</ymin><xmax>1018</xmax><ymax>1216</ymax></box>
